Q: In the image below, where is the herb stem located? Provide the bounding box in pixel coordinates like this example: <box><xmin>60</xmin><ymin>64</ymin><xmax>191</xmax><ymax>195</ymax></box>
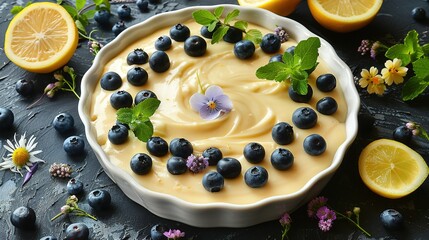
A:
<box><xmin>334</xmin><ymin>211</ymin><xmax>371</xmax><ymax>237</ymax></box>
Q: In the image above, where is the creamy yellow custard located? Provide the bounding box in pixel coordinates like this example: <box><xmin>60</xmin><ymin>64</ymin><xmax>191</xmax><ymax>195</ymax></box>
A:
<box><xmin>90</xmin><ymin>21</ymin><xmax>347</xmax><ymax>204</ymax></box>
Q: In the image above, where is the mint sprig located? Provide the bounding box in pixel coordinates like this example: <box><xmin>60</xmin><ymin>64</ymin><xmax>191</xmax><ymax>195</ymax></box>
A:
<box><xmin>384</xmin><ymin>30</ymin><xmax>429</xmax><ymax>100</ymax></box>
<box><xmin>117</xmin><ymin>98</ymin><xmax>161</xmax><ymax>142</ymax></box>
<box><xmin>192</xmin><ymin>7</ymin><xmax>263</xmax><ymax>44</ymax></box>
<box><xmin>256</xmin><ymin>37</ymin><xmax>321</xmax><ymax>95</ymax></box>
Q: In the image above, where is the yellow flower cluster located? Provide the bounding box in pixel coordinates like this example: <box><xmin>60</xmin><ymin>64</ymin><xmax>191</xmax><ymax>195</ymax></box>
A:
<box><xmin>359</xmin><ymin>58</ymin><xmax>408</xmax><ymax>96</ymax></box>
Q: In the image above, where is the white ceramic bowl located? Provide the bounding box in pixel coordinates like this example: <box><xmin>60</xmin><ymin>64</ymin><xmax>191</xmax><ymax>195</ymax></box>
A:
<box><xmin>78</xmin><ymin>4</ymin><xmax>359</xmax><ymax>227</ymax></box>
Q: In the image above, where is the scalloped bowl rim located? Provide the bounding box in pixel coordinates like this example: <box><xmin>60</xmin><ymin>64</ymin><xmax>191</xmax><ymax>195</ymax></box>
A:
<box><xmin>78</xmin><ymin>4</ymin><xmax>360</xmax><ymax>227</ymax></box>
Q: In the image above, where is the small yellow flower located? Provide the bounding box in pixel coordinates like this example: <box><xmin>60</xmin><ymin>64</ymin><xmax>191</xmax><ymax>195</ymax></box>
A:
<box><xmin>359</xmin><ymin>67</ymin><xmax>386</xmax><ymax>96</ymax></box>
<box><xmin>381</xmin><ymin>58</ymin><xmax>408</xmax><ymax>85</ymax></box>
<box><xmin>0</xmin><ymin>133</ymin><xmax>45</xmax><ymax>176</ymax></box>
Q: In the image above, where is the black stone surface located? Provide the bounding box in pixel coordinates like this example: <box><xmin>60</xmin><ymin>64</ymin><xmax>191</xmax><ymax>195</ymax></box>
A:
<box><xmin>1</xmin><ymin>0</ymin><xmax>429</xmax><ymax>239</ymax></box>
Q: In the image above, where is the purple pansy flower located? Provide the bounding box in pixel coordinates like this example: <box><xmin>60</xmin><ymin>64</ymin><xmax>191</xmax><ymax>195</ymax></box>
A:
<box><xmin>189</xmin><ymin>85</ymin><xmax>233</xmax><ymax>120</ymax></box>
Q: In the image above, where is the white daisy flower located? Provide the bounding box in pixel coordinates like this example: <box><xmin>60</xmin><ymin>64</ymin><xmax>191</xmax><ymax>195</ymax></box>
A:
<box><xmin>1</xmin><ymin>133</ymin><xmax>45</xmax><ymax>176</ymax></box>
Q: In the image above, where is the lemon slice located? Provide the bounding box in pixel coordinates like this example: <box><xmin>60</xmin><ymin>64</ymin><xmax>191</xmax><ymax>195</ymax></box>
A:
<box><xmin>307</xmin><ymin>0</ymin><xmax>383</xmax><ymax>32</ymax></box>
<box><xmin>358</xmin><ymin>139</ymin><xmax>428</xmax><ymax>199</ymax></box>
<box><xmin>237</xmin><ymin>0</ymin><xmax>302</xmax><ymax>16</ymax></box>
<box><xmin>4</xmin><ymin>2</ymin><xmax>79</xmax><ymax>73</ymax></box>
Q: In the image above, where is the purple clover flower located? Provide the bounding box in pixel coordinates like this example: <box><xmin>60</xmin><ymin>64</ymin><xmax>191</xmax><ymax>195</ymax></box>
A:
<box><xmin>307</xmin><ymin>196</ymin><xmax>328</xmax><ymax>218</ymax></box>
<box><xmin>318</xmin><ymin>219</ymin><xmax>334</xmax><ymax>232</ymax></box>
<box><xmin>274</xmin><ymin>26</ymin><xmax>289</xmax><ymax>43</ymax></box>
<box><xmin>186</xmin><ymin>154</ymin><xmax>209</xmax><ymax>173</ymax></box>
<box><xmin>189</xmin><ymin>85</ymin><xmax>233</xmax><ymax>120</ymax></box>
<box><xmin>163</xmin><ymin>229</ymin><xmax>185</xmax><ymax>239</ymax></box>
<box><xmin>357</xmin><ymin>40</ymin><xmax>371</xmax><ymax>55</ymax></box>
<box><xmin>279</xmin><ymin>212</ymin><xmax>292</xmax><ymax>226</ymax></box>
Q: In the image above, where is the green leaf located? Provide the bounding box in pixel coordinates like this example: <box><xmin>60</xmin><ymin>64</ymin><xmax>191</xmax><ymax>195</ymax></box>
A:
<box><xmin>290</xmin><ymin>70</ymin><xmax>309</xmax><ymax>95</ymax></box>
<box><xmin>62</xmin><ymin>5</ymin><xmax>78</xmax><ymax>18</ymax></box>
<box><xmin>57</xmin><ymin>0</ymin><xmax>63</xmax><ymax>4</ymax></box>
<box><xmin>192</xmin><ymin>10</ymin><xmax>217</xmax><ymax>25</ymax></box>
<box><xmin>422</xmin><ymin>43</ymin><xmax>429</xmax><ymax>55</ymax></box>
<box><xmin>256</xmin><ymin>62</ymin><xmax>287</xmax><ymax>80</ymax></box>
<box><xmin>294</xmin><ymin>37</ymin><xmax>321</xmax><ymax>71</ymax></box>
<box><xmin>10</xmin><ymin>5</ymin><xmax>24</xmax><ymax>15</ymax></box>
<box><xmin>212</xmin><ymin>25</ymin><xmax>229</xmax><ymax>44</ymax></box>
<box><xmin>117</xmin><ymin>108</ymin><xmax>133</xmax><ymax>124</ymax></box>
<box><xmin>83</xmin><ymin>9</ymin><xmax>96</xmax><ymax>19</ymax></box>
<box><xmin>213</xmin><ymin>6</ymin><xmax>224</xmax><ymax>18</ymax></box>
<box><xmin>412</xmin><ymin>58</ymin><xmax>429</xmax><ymax>79</ymax></box>
<box><xmin>131</xmin><ymin>121</ymin><xmax>154</xmax><ymax>142</ymax></box>
<box><xmin>76</xmin><ymin>0</ymin><xmax>86</xmax><ymax>11</ymax></box>
<box><xmin>234</xmin><ymin>20</ymin><xmax>247</xmax><ymax>32</ymax></box>
<box><xmin>385</xmin><ymin>30</ymin><xmax>424</xmax><ymax>65</ymax></box>
<box><xmin>75</xmin><ymin>19</ymin><xmax>87</xmax><ymax>34</ymax></box>
<box><xmin>133</xmin><ymin>98</ymin><xmax>161</xmax><ymax>118</ymax></box>
<box><xmin>207</xmin><ymin>20</ymin><xmax>219</xmax><ymax>32</ymax></box>
<box><xmin>401</xmin><ymin>76</ymin><xmax>429</xmax><ymax>101</ymax></box>
<box><xmin>385</xmin><ymin>44</ymin><xmax>411</xmax><ymax>65</ymax></box>
<box><xmin>93</xmin><ymin>0</ymin><xmax>103</xmax><ymax>5</ymax></box>
<box><xmin>419</xmin><ymin>126</ymin><xmax>429</xmax><ymax>141</ymax></box>
<box><xmin>224</xmin><ymin>9</ymin><xmax>239</xmax><ymax>24</ymax></box>
<box><xmin>244</xmin><ymin>29</ymin><xmax>262</xmax><ymax>45</ymax></box>
<box><xmin>282</xmin><ymin>52</ymin><xmax>294</xmax><ymax>67</ymax></box>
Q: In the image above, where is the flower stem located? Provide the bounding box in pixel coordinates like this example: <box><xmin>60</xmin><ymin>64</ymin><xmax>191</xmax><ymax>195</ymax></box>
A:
<box><xmin>75</xmin><ymin>209</ymin><xmax>97</xmax><ymax>221</ymax></box>
<box><xmin>335</xmin><ymin>211</ymin><xmax>371</xmax><ymax>237</ymax></box>
<box><xmin>50</xmin><ymin>212</ymin><xmax>64</xmax><ymax>221</ymax></box>
<box><xmin>26</xmin><ymin>94</ymin><xmax>45</xmax><ymax>109</ymax></box>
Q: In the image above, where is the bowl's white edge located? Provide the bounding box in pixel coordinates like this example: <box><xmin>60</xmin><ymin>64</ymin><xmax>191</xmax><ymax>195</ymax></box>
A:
<box><xmin>78</xmin><ymin>4</ymin><xmax>360</xmax><ymax>227</ymax></box>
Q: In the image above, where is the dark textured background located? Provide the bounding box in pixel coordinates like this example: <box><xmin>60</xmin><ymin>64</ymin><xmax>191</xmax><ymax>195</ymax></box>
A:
<box><xmin>1</xmin><ymin>0</ymin><xmax>429</xmax><ymax>239</ymax></box>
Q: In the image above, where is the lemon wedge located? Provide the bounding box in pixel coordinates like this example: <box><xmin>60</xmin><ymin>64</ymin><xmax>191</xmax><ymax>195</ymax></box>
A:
<box><xmin>237</xmin><ymin>0</ymin><xmax>302</xmax><ymax>16</ymax></box>
<box><xmin>4</xmin><ymin>2</ymin><xmax>79</xmax><ymax>73</ymax></box>
<box><xmin>358</xmin><ymin>139</ymin><xmax>428</xmax><ymax>199</ymax></box>
<box><xmin>307</xmin><ymin>0</ymin><xmax>383</xmax><ymax>32</ymax></box>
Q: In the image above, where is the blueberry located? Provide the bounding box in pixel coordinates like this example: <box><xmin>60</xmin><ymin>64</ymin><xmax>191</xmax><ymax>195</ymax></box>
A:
<box><xmin>243</xmin><ymin>142</ymin><xmax>265</xmax><ymax>163</ymax></box>
<box><xmin>184</xmin><ymin>35</ymin><xmax>207</xmax><ymax>57</ymax></box>
<box><xmin>10</xmin><ymin>206</ymin><xmax>36</xmax><ymax>229</ymax></box>
<box><xmin>112</xmin><ymin>21</ymin><xmax>127</xmax><ymax>36</ymax></box>
<box><xmin>52</xmin><ymin>112</ymin><xmax>74</xmax><ymax>133</ymax></box>
<box><xmin>108</xmin><ymin>124</ymin><xmax>129</xmax><ymax>144</ymax></box>
<box><xmin>316</xmin><ymin>97</ymin><xmax>338</xmax><ymax>115</ymax></box>
<box><xmin>63</xmin><ymin>136</ymin><xmax>85</xmax><ymax>156</ymax></box>
<box><xmin>149</xmin><ymin>51</ymin><xmax>170</xmax><ymax>73</ymax></box>
<box><xmin>88</xmin><ymin>189</ymin><xmax>111</xmax><ymax>210</ymax></box>
<box><xmin>216</xmin><ymin>157</ymin><xmax>241</xmax><ymax>179</ymax></box>
<box><xmin>200</xmin><ymin>25</ymin><xmax>219</xmax><ymax>39</ymax></box>
<box><xmin>40</xmin><ymin>236</ymin><xmax>58</xmax><ymax>240</ymax></box>
<box><xmin>130</xmin><ymin>153</ymin><xmax>152</xmax><ymax>175</ymax></box>
<box><xmin>0</xmin><ymin>107</ymin><xmax>14</xmax><ymax>130</ymax></box>
<box><xmin>223</xmin><ymin>27</ymin><xmax>243</xmax><ymax>43</ymax></box>
<box><xmin>127</xmin><ymin>48</ymin><xmax>149</xmax><ymax>65</ymax></box>
<box><xmin>234</xmin><ymin>40</ymin><xmax>255</xmax><ymax>59</ymax></box>
<box><xmin>166</xmin><ymin>156</ymin><xmax>187</xmax><ymax>175</ymax></box>
<box><xmin>154</xmin><ymin>35</ymin><xmax>172</xmax><ymax>51</ymax></box>
<box><xmin>136</xmin><ymin>0</ymin><xmax>149</xmax><ymax>12</ymax></box>
<box><xmin>100</xmin><ymin>71</ymin><xmax>122</xmax><ymax>90</ymax></box>
<box><xmin>303</xmin><ymin>134</ymin><xmax>326</xmax><ymax>156</ymax></box>
<box><xmin>202</xmin><ymin>171</ymin><xmax>224</xmax><ymax>192</ymax></box>
<box><xmin>412</xmin><ymin>7</ymin><xmax>426</xmax><ymax>21</ymax></box>
<box><xmin>66</xmin><ymin>178</ymin><xmax>84</xmax><ymax>195</ymax></box>
<box><xmin>134</xmin><ymin>90</ymin><xmax>157</xmax><ymax>105</ymax></box>
<box><xmin>271</xmin><ymin>122</ymin><xmax>294</xmax><ymax>145</ymax></box>
<box><xmin>260</xmin><ymin>33</ymin><xmax>281</xmax><ymax>53</ymax></box>
<box><xmin>380</xmin><ymin>209</ymin><xmax>404</xmax><ymax>230</ymax></box>
<box><xmin>169</xmin><ymin>23</ymin><xmax>190</xmax><ymax>42</ymax></box>
<box><xmin>288</xmin><ymin>85</ymin><xmax>313</xmax><ymax>103</ymax></box>
<box><xmin>202</xmin><ymin>147</ymin><xmax>223</xmax><ymax>166</ymax></box>
<box><xmin>169</xmin><ymin>138</ymin><xmax>193</xmax><ymax>158</ymax></box>
<box><xmin>150</xmin><ymin>224</ymin><xmax>168</xmax><ymax>240</ymax></box>
<box><xmin>271</xmin><ymin>148</ymin><xmax>294</xmax><ymax>170</ymax></box>
<box><xmin>269</xmin><ymin>54</ymin><xmax>283</xmax><ymax>63</ymax></box>
<box><xmin>127</xmin><ymin>67</ymin><xmax>148</xmax><ymax>86</ymax></box>
<box><xmin>393</xmin><ymin>126</ymin><xmax>413</xmax><ymax>144</ymax></box>
<box><xmin>15</xmin><ymin>79</ymin><xmax>34</xmax><ymax>97</ymax></box>
<box><xmin>244</xmin><ymin>166</ymin><xmax>268</xmax><ymax>188</ymax></box>
<box><xmin>146</xmin><ymin>136</ymin><xmax>168</xmax><ymax>157</ymax></box>
<box><xmin>292</xmin><ymin>107</ymin><xmax>318</xmax><ymax>129</ymax></box>
<box><xmin>94</xmin><ymin>9</ymin><xmax>110</xmax><ymax>25</ymax></box>
<box><xmin>65</xmin><ymin>223</ymin><xmax>89</xmax><ymax>240</ymax></box>
<box><xmin>316</xmin><ymin>73</ymin><xmax>336</xmax><ymax>92</ymax></box>
<box><xmin>285</xmin><ymin>46</ymin><xmax>295</xmax><ymax>55</ymax></box>
<box><xmin>117</xmin><ymin>4</ymin><xmax>131</xmax><ymax>20</ymax></box>
<box><xmin>110</xmin><ymin>90</ymin><xmax>133</xmax><ymax>109</ymax></box>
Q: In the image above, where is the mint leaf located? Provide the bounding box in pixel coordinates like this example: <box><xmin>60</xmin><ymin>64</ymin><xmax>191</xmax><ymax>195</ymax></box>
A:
<box><xmin>213</xmin><ymin>6</ymin><xmax>224</xmax><ymax>18</ymax></box>
<box><xmin>422</xmin><ymin>43</ymin><xmax>429</xmax><ymax>55</ymax></box>
<box><xmin>133</xmin><ymin>98</ymin><xmax>161</xmax><ymax>118</ymax></box>
<box><xmin>256</xmin><ymin>62</ymin><xmax>288</xmax><ymax>80</ymax></box>
<box><xmin>76</xmin><ymin>0</ymin><xmax>86</xmax><ymax>11</ymax></box>
<box><xmin>192</xmin><ymin>10</ymin><xmax>217</xmax><ymax>25</ymax></box>
<box><xmin>244</xmin><ymin>29</ymin><xmax>262</xmax><ymax>44</ymax></box>
<box><xmin>412</xmin><ymin>58</ymin><xmax>429</xmax><ymax>79</ymax></box>
<box><xmin>385</xmin><ymin>44</ymin><xmax>411</xmax><ymax>65</ymax></box>
<box><xmin>282</xmin><ymin>52</ymin><xmax>294</xmax><ymax>67</ymax></box>
<box><xmin>10</xmin><ymin>5</ymin><xmax>24</xmax><ymax>14</ymax></box>
<box><xmin>207</xmin><ymin>21</ymin><xmax>219</xmax><ymax>32</ymax></box>
<box><xmin>62</xmin><ymin>5</ymin><xmax>78</xmax><ymax>18</ymax></box>
<box><xmin>294</xmin><ymin>37</ymin><xmax>321</xmax><ymax>70</ymax></box>
<box><xmin>224</xmin><ymin>9</ymin><xmax>239</xmax><ymax>24</ymax></box>
<box><xmin>385</xmin><ymin>30</ymin><xmax>423</xmax><ymax>65</ymax></box>
<box><xmin>131</xmin><ymin>121</ymin><xmax>154</xmax><ymax>142</ymax></box>
<box><xmin>402</xmin><ymin>76</ymin><xmax>429</xmax><ymax>101</ymax></box>
<box><xmin>291</xmin><ymin>70</ymin><xmax>309</xmax><ymax>94</ymax></box>
<box><xmin>234</xmin><ymin>20</ymin><xmax>247</xmax><ymax>31</ymax></box>
<box><xmin>212</xmin><ymin>25</ymin><xmax>229</xmax><ymax>44</ymax></box>
<box><xmin>83</xmin><ymin>9</ymin><xmax>96</xmax><ymax>19</ymax></box>
<box><xmin>117</xmin><ymin>108</ymin><xmax>133</xmax><ymax>124</ymax></box>
<box><xmin>75</xmin><ymin>19</ymin><xmax>87</xmax><ymax>34</ymax></box>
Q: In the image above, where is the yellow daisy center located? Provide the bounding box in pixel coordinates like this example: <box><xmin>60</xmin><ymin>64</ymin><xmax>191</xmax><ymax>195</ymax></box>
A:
<box><xmin>208</xmin><ymin>101</ymin><xmax>217</xmax><ymax>110</ymax></box>
<box><xmin>12</xmin><ymin>147</ymin><xmax>30</xmax><ymax>167</ymax></box>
